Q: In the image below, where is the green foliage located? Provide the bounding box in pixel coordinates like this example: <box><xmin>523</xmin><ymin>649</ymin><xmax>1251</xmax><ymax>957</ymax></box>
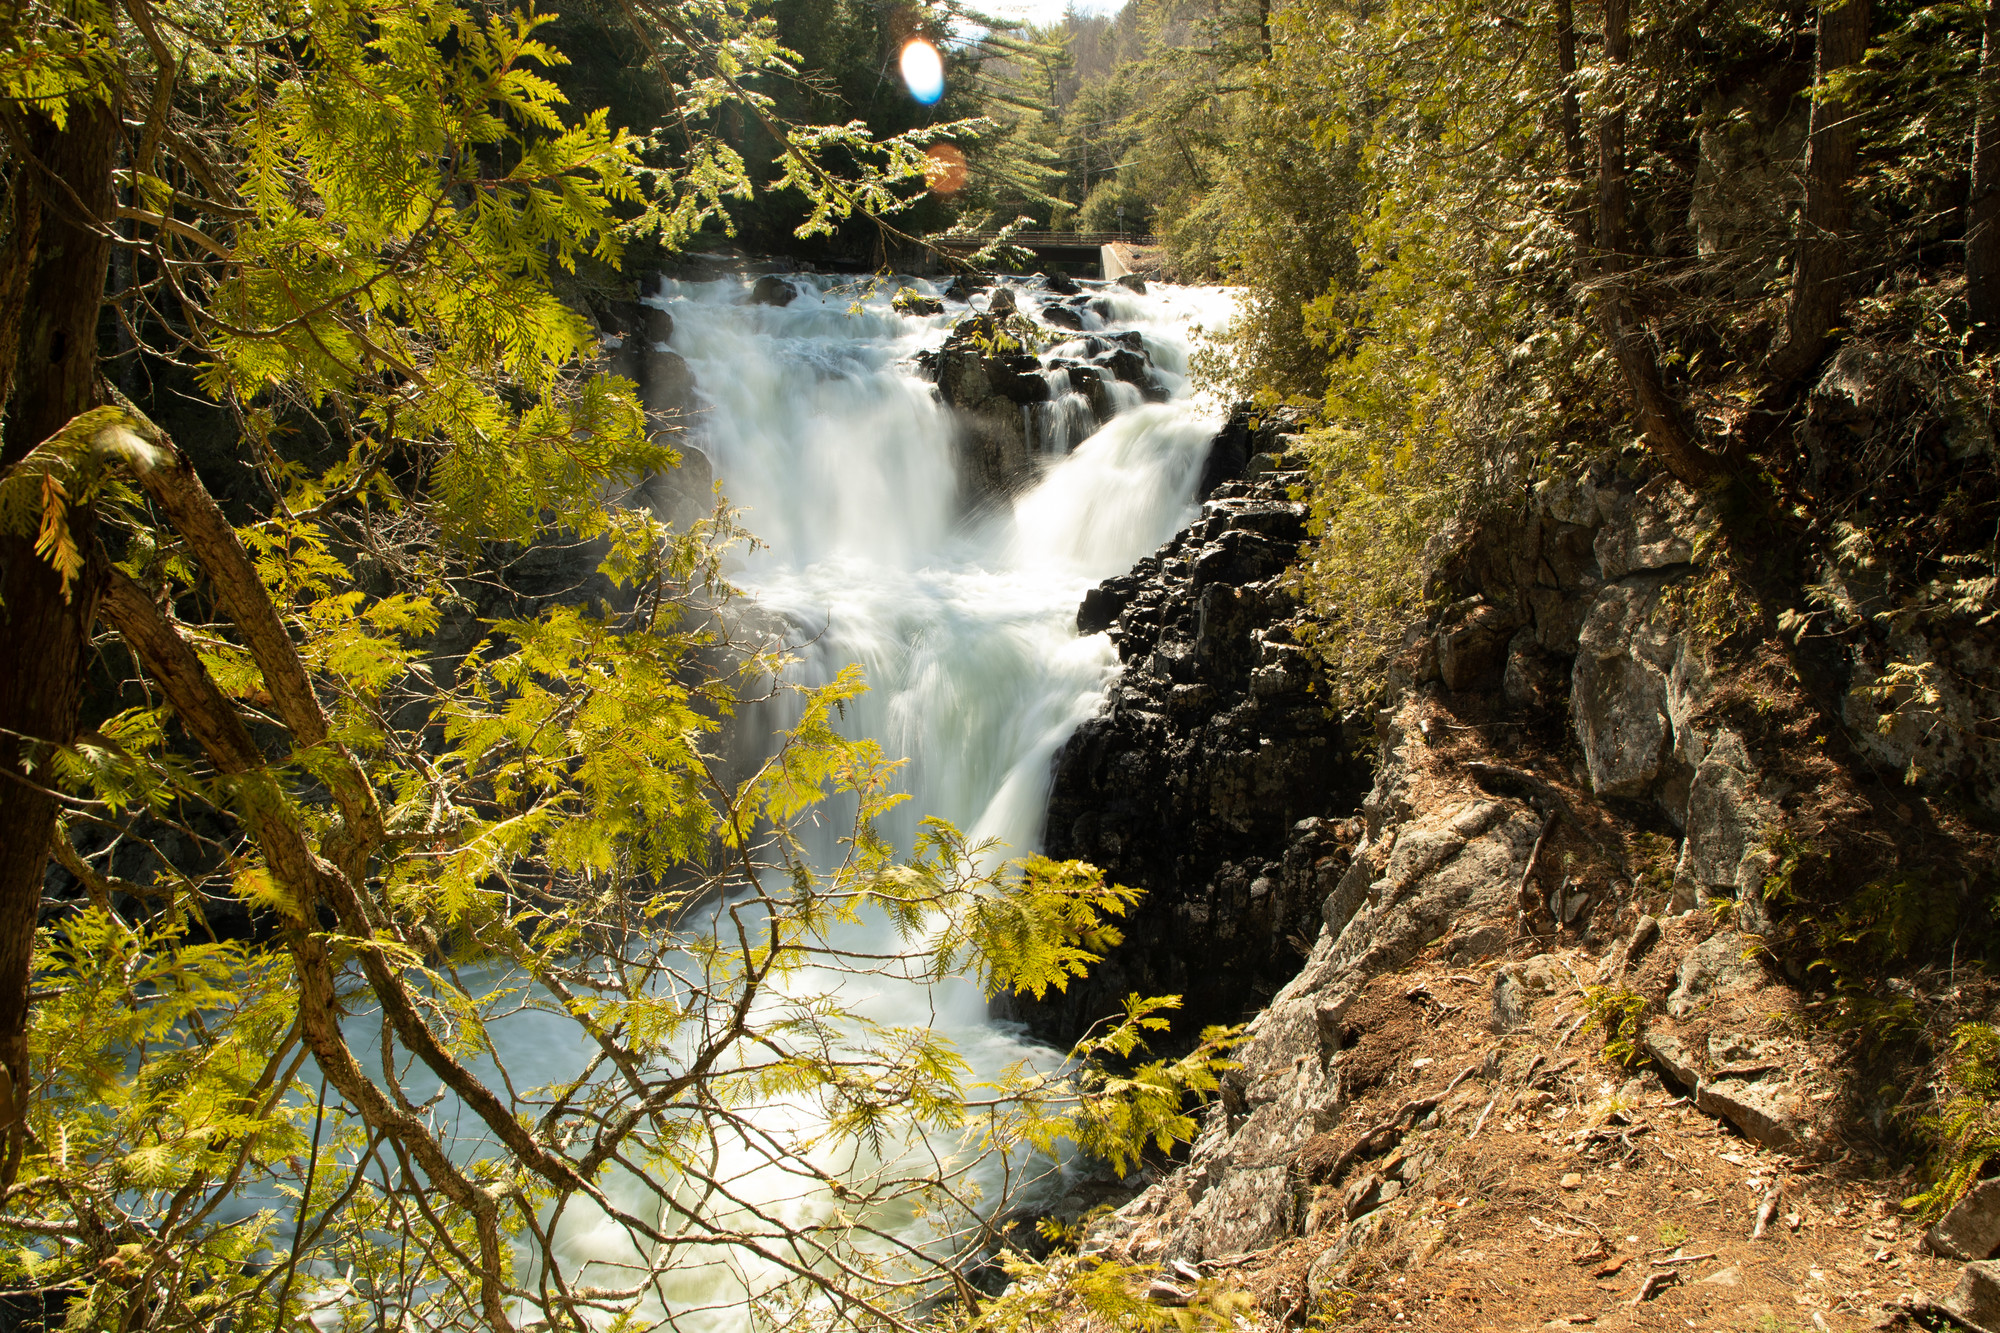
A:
<box><xmin>0</xmin><ymin>0</ymin><xmax>1245</xmax><ymax>1327</ymax></box>
<box><xmin>960</xmin><ymin>1249</ymin><xmax>1255</xmax><ymax>1332</ymax></box>
<box><xmin>1585</xmin><ymin>986</ymin><xmax>1652</xmax><ymax>1071</ymax></box>
<box><xmin>1907</xmin><ymin>1023</ymin><xmax>2000</xmax><ymax>1220</ymax></box>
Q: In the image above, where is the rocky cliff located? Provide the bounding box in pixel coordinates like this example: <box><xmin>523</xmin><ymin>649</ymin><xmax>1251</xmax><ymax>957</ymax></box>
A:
<box><xmin>1005</xmin><ymin>425</ymin><xmax>1371</xmax><ymax>1042</ymax></box>
<box><xmin>1023</xmin><ymin>441</ymin><xmax>2000</xmax><ymax>1329</ymax></box>
<box><xmin>915</xmin><ymin>278</ymin><xmax>1174</xmax><ymax>506</ymax></box>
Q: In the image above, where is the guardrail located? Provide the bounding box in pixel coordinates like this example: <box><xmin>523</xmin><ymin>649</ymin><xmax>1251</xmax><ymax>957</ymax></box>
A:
<box><xmin>930</xmin><ymin>232</ymin><xmax>1161</xmax><ymax>248</ymax></box>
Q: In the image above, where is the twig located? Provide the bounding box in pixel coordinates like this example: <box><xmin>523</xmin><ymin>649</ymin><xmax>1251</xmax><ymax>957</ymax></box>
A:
<box><xmin>1752</xmin><ymin>1187</ymin><xmax>1781</xmax><ymax>1240</ymax></box>
<box><xmin>1631</xmin><ymin>1270</ymin><xmax>1679</xmax><ymax>1302</ymax></box>
<box><xmin>1649</xmin><ymin>1251</ymin><xmax>1718</xmax><ymax>1265</ymax></box>
<box><xmin>1469</xmin><ymin>1090</ymin><xmax>1500</xmax><ymax>1139</ymax></box>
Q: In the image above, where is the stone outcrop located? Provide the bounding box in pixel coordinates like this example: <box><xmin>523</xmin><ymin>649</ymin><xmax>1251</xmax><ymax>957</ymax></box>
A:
<box><xmin>1011</xmin><ymin>432</ymin><xmax>1369</xmax><ymax>1042</ymax></box>
<box><xmin>592</xmin><ymin>288</ymin><xmax>711</xmax><ymax>528</ymax></box>
<box><xmin>1038</xmin><ymin>455</ymin><xmax>1880</xmax><ymax>1270</ymax></box>
<box><xmin>919</xmin><ymin>280</ymin><xmax>1173</xmax><ymax>505</ymax></box>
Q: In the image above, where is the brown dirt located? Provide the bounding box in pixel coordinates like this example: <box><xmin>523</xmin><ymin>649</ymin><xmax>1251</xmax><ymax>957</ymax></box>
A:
<box><xmin>1149</xmin><ymin>951</ymin><xmax>1962</xmax><ymax>1333</ymax></box>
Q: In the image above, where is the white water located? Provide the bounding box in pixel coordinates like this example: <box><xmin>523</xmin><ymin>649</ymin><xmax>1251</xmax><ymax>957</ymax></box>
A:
<box><xmin>314</xmin><ymin>275</ymin><xmax>1238</xmax><ymax>1329</ymax></box>
<box><xmin>523</xmin><ymin>273</ymin><xmax>1239</xmax><ymax>1328</ymax></box>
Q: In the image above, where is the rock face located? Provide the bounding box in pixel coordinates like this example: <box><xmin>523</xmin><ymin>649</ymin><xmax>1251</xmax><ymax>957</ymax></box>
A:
<box><xmin>594</xmin><ymin>287</ymin><xmax>711</xmax><ymax>527</ymax></box>
<box><xmin>1039</xmin><ymin>454</ymin><xmax>1876</xmax><ymax>1268</ymax></box>
<box><xmin>923</xmin><ymin>281</ymin><xmax>1174</xmax><ymax>506</ymax></box>
<box><xmin>1931</xmin><ymin>1181</ymin><xmax>2000</xmax><ymax>1261</ymax></box>
<box><xmin>1011</xmin><ymin>450</ymin><xmax>1370</xmax><ymax>1042</ymax></box>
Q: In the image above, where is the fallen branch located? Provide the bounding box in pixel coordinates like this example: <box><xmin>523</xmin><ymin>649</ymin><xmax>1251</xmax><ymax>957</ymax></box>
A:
<box><xmin>1631</xmin><ymin>1270</ymin><xmax>1678</xmax><ymax>1303</ymax></box>
<box><xmin>1752</xmin><ymin>1187</ymin><xmax>1781</xmax><ymax>1240</ymax></box>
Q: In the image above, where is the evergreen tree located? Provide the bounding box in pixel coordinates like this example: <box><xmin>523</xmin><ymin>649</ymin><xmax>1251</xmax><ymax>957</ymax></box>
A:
<box><xmin>0</xmin><ymin>0</ymin><xmax>1234</xmax><ymax>1326</ymax></box>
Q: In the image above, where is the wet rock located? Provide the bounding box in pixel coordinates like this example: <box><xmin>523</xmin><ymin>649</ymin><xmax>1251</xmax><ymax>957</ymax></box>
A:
<box><xmin>1017</xmin><ymin>466</ymin><xmax>1366</xmax><ymax>1044</ymax></box>
<box><xmin>934</xmin><ymin>314</ymin><xmax>1052</xmax><ymax>501</ymax></box>
<box><xmin>987</xmin><ymin>286</ymin><xmax>1018</xmax><ymax>316</ymax></box>
<box><xmin>750</xmin><ymin>274</ymin><xmax>796</xmax><ymax>306</ymax></box>
<box><xmin>1043</xmin><ymin>303</ymin><xmax>1087</xmax><ymax>330</ymax></box>
<box><xmin>1078</xmin><ymin>581</ymin><xmax>1138</xmax><ymax>635</ymax></box>
<box><xmin>892</xmin><ymin>287</ymin><xmax>944</xmax><ymax>316</ymax></box>
<box><xmin>1116</xmin><ymin>273</ymin><xmax>1148</xmax><ymax>294</ymax></box>
<box><xmin>942</xmin><ymin>273</ymin><xmax>990</xmax><ymax>302</ymax></box>
<box><xmin>1929</xmin><ymin>1181</ymin><xmax>2000</xmax><ymax>1261</ymax></box>
<box><xmin>1045</xmin><ymin>270</ymin><xmax>1081</xmax><ymax>295</ymax></box>
<box><xmin>641</xmin><ymin>345</ymin><xmax>696</xmax><ymax>419</ymax></box>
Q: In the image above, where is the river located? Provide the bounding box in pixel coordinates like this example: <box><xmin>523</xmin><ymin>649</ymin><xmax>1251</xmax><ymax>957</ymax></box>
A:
<box><xmin>338</xmin><ymin>271</ymin><xmax>1237</xmax><ymax>1330</ymax></box>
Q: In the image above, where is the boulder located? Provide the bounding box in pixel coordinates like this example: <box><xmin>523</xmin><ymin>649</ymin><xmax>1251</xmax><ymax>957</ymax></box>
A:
<box><xmin>1115</xmin><ymin>273</ymin><xmax>1148</xmax><ymax>294</ymax></box>
<box><xmin>892</xmin><ymin>287</ymin><xmax>944</xmax><ymax>316</ymax></box>
<box><xmin>942</xmin><ymin>273</ymin><xmax>990</xmax><ymax>302</ymax></box>
<box><xmin>1570</xmin><ymin>578</ymin><xmax>1679</xmax><ymax>799</ymax></box>
<box><xmin>1045</xmin><ymin>270</ymin><xmax>1081</xmax><ymax>295</ymax></box>
<box><xmin>1944</xmin><ymin>1259</ymin><xmax>2000</xmax><ymax>1331</ymax></box>
<box><xmin>1695</xmin><ymin>1075</ymin><xmax>1800</xmax><ymax>1149</ymax></box>
<box><xmin>1930</xmin><ymin>1181</ymin><xmax>2000</xmax><ymax>1261</ymax></box>
<box><xmin>987</xmin><ymin>286</ymin><xmax>1018</xmax><ymax>316</ymax></box>
<box><xmin>750</xmin><ymin>274</ymin><xmax>796</xmax><ymax>306</ymax></box>
<box><xmin>1667</xmin><ymin>931</ymin><xmax>1766</xmax><ymax>1017</ymax></box>
<box><xmin>1044</xmin><ymin>304</ymin><xmax>1087</xmax><ymax>331</ymax></box>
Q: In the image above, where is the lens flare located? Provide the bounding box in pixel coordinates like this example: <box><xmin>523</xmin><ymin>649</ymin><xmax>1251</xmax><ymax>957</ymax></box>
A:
<box><xmin>899</xmin><ymin>39</ymin><xmax>945</xmax><ymax>105</ymax></box>
<box><xmin>923</xmin><ymin>143</ymin><xmax>967</xmax><ymax>195</ymax></box>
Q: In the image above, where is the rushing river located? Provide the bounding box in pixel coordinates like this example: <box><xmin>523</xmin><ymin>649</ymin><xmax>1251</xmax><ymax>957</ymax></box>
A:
<box><xmin>320</xmin><ymin>272</ymin><xmax>1236</xmax><ymax>1329</ymax></box>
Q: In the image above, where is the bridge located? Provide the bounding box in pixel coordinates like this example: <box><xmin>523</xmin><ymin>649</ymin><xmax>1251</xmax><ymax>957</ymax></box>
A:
<box><xmin>930</xmin><ymin>231</ymin><xmax>1159</xmax><ymax>273</ymax></box>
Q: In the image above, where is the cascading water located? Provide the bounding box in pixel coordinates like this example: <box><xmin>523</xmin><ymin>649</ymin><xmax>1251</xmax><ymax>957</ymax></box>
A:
<box><xmin>668</xmin><ymin>273</ymin><xmax>1236</xmax><ymax>862</ymax></box>
<box><xmin>521</xmin><ymin>272</ymin><xmax>1240</xmax><ymax>1327</ymax></box>
<box><xmin>302</xmin><ymin>273</ymin><xmax>1236</xmax><ymax>1330</ymax></box>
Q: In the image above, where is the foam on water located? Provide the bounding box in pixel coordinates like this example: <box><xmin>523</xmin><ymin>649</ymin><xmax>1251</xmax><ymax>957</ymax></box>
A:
<box><xmin>328</xmin><ymin>273</ymin><xmax>1238</xmax><ymax>1329</ymax></box>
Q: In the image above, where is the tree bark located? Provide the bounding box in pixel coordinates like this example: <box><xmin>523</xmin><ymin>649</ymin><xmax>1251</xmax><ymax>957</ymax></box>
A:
<box><xmin>0</xmin><ymin>100</ymin><xmax>119</xmax><ymax>1171</ymax></box>
<box><xmin>1969</xmin><ymin>0</ymin><xmax>2000</xmax><ymax>345</ymax></box>
<box><xmin>1593</xmin><ymin>0</ymin><xmax>1724</xmax><ymax>486</ymax></box>
<box><xmin>1555</xmin><ymin>0</ymin><xmax>1593</xmax><ymax>251</ymax></box>
<box><xmin>1768</xmin><ymin>0</ymin><xmax>1872</xmax><ymax>384</ymax></box>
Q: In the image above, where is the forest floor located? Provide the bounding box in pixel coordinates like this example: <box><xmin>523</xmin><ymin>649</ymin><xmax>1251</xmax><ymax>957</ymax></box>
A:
<box><xmin>1151</xmin><ymin>950</ymin><xmax>1963</xmax><ymax>1333</ymax></box>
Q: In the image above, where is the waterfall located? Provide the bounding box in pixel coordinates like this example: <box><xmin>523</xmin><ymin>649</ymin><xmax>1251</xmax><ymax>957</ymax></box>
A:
<box><xmin>306</xmin><ymin>272</ymin><xmax>1238</xmax><ymax>1330</ymax></box>
<box><xmin>664</xmin><ymin>274</ymin><xmax>1237</xmax><ymax>862</ymax></box>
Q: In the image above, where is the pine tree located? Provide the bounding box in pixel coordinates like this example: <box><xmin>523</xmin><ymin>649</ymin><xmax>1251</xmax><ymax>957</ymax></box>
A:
<box><xmin>0</xmin><ymin>1</ymin><xmax>1235</xmax><ymax>1327</ymax></box>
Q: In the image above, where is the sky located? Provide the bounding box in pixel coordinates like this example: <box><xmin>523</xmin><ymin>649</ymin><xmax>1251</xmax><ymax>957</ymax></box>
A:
<box><xmin>973</xmin><ymin>0</ymin><xmax>1124</xmax><ymax>31</ymax></box>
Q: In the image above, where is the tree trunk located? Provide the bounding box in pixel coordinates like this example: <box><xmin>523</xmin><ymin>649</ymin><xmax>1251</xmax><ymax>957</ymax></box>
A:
<box><xmin>1555</xmin><ymin>0</ymin><xmax>1593</xmax><ymax>251</ymax></box>
<box><xmin>1594</xmin><ymin>0</ymin><xmax>1723</xmax><ymax>486</ymax></box>
<box><xmin>1969</xmin><ymin>0</ymin><xmax>2000</xmax><ymax>345</ymax></box>
<box><xmin>0</xmin><ymin>100</ymin><xmax>119</xmax><ymax>1172</ymax></box>
<box><xmin>1768</xmin><ymin>0</ymin><xmax>1872</xmax><ymax>384</ymax></box>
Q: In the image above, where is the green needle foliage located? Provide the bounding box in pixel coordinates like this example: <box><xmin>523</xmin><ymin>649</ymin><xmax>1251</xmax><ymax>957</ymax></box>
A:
<box><xmin>0</xmin><ymin>0</ymin><xmax>1237</xmax><ymax>1329</ymax></box>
